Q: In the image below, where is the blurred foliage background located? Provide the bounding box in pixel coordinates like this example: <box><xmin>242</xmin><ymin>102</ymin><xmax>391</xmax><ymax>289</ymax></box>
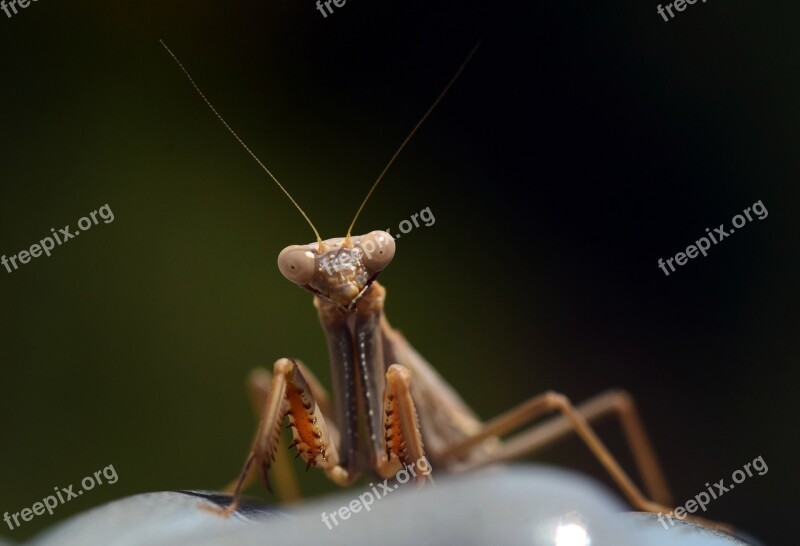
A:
<box><xmin>0</xmin><ymin>1</ymin><xmax>797</xmax><ymax>543</ymax></box>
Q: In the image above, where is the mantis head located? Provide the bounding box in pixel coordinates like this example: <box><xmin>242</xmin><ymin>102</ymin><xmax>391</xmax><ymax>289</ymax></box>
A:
<box><xmin>277</xmin><ymin>231</ymin><xmax>395</xmax><ymax>310</ymax></box>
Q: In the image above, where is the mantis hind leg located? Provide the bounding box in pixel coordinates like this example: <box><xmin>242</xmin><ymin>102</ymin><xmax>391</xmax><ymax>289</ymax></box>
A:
<box><xmin>433</xmin><ymin>389</ymin><xmax>735</xmax><ymax>532</ymax></box>
<box><xmin>436</xmin><ymin>389</ymin><xmax>672</xmax><ymax>507</ymax></box>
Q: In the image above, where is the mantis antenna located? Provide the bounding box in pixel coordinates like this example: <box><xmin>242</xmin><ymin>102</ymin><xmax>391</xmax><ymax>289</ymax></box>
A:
<box><xmin>345</xmin><ymin>41</ymin><xmax>481</xmax><ymax>240</ymax></box>
<box><xmin>159</xmin><ymin>39</ymin><xmax>323</xmax><ymax>244</ymax></box>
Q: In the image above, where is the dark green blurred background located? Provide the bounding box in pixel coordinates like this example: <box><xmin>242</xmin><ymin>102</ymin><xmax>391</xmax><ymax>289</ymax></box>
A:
<box><xmin>1</xmin><ymin>1</ymin><xmax>797</xmax><ymax>543</ymax></box>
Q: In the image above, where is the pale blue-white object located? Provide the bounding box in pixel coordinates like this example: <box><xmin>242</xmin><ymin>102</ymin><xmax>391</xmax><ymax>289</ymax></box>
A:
<box><xmin>18</xmin><ymin>465</ymin><xmax>759</xmax><ymax>546</ymax></box>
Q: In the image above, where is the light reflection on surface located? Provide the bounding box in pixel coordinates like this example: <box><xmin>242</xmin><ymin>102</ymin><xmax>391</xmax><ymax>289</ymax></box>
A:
<box><xmin>554</xmin><ymin>517</ymin><xmax>591</xmax><ymax>546</ymax></box>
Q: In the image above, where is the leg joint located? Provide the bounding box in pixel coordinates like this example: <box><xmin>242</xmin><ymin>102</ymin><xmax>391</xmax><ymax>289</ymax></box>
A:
<box><xmin>607</xmin><ymin>389</ymin><xmax>635</xmax><ymax>413</ymax></box>
<box><xmin>543</xmin><ymin>390</ymin><xmax>569</xmax><ymax>408</ymax></box>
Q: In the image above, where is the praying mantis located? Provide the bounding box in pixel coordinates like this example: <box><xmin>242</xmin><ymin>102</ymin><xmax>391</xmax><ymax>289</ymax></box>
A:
<box><xmin>159</xmin><ymin>40</ymin><xmax>728</xmax><ymax>532</ymax></box>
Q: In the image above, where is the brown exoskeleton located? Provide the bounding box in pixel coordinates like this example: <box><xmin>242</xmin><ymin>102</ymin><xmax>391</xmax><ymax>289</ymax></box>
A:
<box><xmin>160</xmin><ymin>40</ymin><xmax>728</xmax><ymax>531</ymax></box>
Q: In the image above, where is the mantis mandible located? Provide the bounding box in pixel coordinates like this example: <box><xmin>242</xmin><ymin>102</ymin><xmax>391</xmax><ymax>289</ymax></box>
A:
<box><xmin>159</xmin><ymin>39</ymin><xmax>719</xmax><ymax>529</ymax></box>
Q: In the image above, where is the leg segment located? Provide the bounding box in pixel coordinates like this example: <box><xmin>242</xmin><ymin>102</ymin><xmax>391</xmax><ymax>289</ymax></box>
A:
<box><xmin>218</xmin><ymin>358</ymin><xmax>349</xmax><ymax>515</ymax></box>
<box><xmin>378</xmin><ymin>364</ymin><xmax>430</xmax><ymax>482</ymax></box>
<box><xmin>438</xmin><ymin>390</ymin><xmax>670</xmax><ymax>512</ymax></box>
<box><xmin>476</xmin><ymin>390</ymin><xmax>671</xmax><ymax>505</ymax></box>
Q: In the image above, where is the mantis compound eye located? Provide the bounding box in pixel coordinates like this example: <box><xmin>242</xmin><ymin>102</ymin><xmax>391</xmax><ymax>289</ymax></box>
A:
<box><xmin>278</xmin><ymin>246</ymin><xmax>317</xmax><ymax>285</ymax></box>
<box><xmin>356</xmin><ymin>230</ymin><xmax>395</xmax><ymax>273</ymax></box>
